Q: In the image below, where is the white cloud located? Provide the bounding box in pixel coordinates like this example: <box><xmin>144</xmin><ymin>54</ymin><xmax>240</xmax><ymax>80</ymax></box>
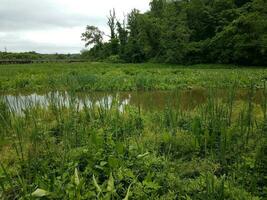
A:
<box><xmin>0</xmin><ymin>0</ymin><xmax>150</xmax><ymax>53</ymax></box>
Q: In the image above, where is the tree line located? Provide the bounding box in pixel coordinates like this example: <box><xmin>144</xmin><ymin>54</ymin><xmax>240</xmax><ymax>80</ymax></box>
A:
<box><xmin>0</xmin><ymin>51</ymin><xmax>80</xmax><ymax>60</ymax></box>
<box><xmin>81</xmin><ymin>0</ymin><xmax>267</xmax><ymax>66</ymax></box>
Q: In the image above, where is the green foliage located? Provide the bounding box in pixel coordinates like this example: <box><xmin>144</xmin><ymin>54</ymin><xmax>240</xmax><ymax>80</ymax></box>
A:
<box><xmin>81</xmin><ymin>26</ymin><xmax>104</xmax><ymax>47</ymax></box>
<box><xmin>1</xmin><ymin>63</ymin><xmax>267</xmax><ymax>93</ymax></box>
<box><xmin>105</xmin><ymin>55</ymin><xmax>124</xmax><ymax>63</ymax></box>
<box><xmin>81</xmin><ymin>0</ymin><xmax>267</xmax><ymax>66</ymax></box>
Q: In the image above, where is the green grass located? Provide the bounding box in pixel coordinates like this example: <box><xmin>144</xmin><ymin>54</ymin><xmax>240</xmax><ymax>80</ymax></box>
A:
<box><xmin>0</xmin><ymin>62</ymin><xmax>267</xmax><ymax>93</ymax></box>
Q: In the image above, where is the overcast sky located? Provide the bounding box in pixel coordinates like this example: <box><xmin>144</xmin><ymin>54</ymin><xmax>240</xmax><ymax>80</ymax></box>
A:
<box><xmin>0</xmin><ymin>0</ymin><xmax>150</xmax><ymax>54</ymax></box>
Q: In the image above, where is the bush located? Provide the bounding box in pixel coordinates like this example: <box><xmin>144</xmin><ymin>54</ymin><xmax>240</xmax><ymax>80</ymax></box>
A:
<box><xmin>105</xmin><ymin>55</ymin><xmax>124</xmax><ymax>63</ymax></box>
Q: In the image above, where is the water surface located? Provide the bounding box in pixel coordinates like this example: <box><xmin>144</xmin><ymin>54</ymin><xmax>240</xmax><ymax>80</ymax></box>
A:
<box><xmin>1</xmin><ymin>88</ymin><xmax>265</xmax><ymax>114</ymax></box>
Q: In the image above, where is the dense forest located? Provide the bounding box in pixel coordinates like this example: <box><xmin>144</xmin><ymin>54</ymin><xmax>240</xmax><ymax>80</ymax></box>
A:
<box><xmin>81</xmin><ymin>0</ymin><xmax>267</xmax><ymax>65</ymax></box>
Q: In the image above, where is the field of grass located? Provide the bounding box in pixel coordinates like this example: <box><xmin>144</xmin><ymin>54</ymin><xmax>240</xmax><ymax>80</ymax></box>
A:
<box><xmin>1</xmin><ymin>62</ymin><xmax>267</xmax><ymax>93</ymax></box>
<box><xmin>0</xmin><ymin>63</ymin><xmax>267</xmax><ymax>199</ymax></box>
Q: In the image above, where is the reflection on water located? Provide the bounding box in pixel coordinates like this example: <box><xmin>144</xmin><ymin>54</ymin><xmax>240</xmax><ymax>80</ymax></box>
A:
<box><xmin>1</xmin><ymin>88</ymin><xmax>265</xmax><ymax>114</ymax></box>
<box><xmin>3</xmin><ymin>92</ymin><xmax>131</xmax><ymax>114</ymax></box>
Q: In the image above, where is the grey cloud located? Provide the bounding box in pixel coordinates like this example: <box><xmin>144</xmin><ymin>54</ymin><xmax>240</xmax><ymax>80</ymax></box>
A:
<box><xmin>0</xmin><ymin>0</ymin><xmax>149</xmax><ymax>53</ymax></box>
<box><xmin>0</xmin><ymin>0</ymin><xmax>106</xmax><ymax>31</ymax></box>
<box><xmin>0</xmin><ymin>32</ymin><xmax>82</xmax><ymax>53</ymax></box>
<box><xmin>0</xmin><ymin>0</ymin><xmax>107</xmax><ymax>53</ymax></box>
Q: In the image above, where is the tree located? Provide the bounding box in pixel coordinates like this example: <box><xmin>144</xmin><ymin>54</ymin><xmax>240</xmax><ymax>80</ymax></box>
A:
<box><xmin>159</xmin><ymin>1</ymin><xmax>190</xmax><ymax>63</ymax></box>
<box><xmin>81</xmin><ymin>0</ymin><xmax>267</xmax><ymax>65</ymax></box>
<box><xmin>107</xmin><ymin>9</ymin><xmax>116</xmax><ymax>40</ymax></box>
<box><xmin>207</xmin><ymin>0</ymin><xmax>267</xmax><ymax>65</ymax></box>
<box><xmin>117</xmin><ymin>19</ymin><xmax>128</xmax><ymax>58</ymax></box>
<box><xmin>81</xmin><ymin>26</ymin><xmax>103</xmax><ymax>47</ymax></box>
<box><xmin>234</xmin><ymin>0</ymin><xmax>252</xmax><ymax>7</ymax></box>
<box><xmin>185</xmin><ymin>0</ymin><xmax>216</xmax><ymax>41</ymax></box>
<box><xmin>150</xmin><ymin>0</ymin><xmax>165</xmax><ymax>17</ymax></box>
<box><xmin>107</xmin><ymin>9</ymin><xmax>119</xmax><ymax>55</ymax></box>
<box><xmin>124</xmin><ymin>9</ymin><xmax>146</xmax><ymax>63</ymax></box>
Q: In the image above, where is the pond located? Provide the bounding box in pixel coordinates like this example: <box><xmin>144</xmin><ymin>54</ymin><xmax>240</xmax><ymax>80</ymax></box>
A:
<box><xmin>1</xmin><ymin>88</ymin><xmax>265</xmax><ymax>114</ymax></box>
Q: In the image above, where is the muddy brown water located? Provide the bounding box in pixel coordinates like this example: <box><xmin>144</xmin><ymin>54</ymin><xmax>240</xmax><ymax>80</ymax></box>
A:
<box><xmin>1</xmin><ymin>88</ymin><xmax>265</xmax><ymax>113</ymax></box>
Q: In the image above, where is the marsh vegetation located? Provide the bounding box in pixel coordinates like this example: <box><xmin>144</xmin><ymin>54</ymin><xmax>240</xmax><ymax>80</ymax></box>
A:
<box><xmin>0</xmin><ymin>64</ymin><xmax>267</xmax><ymax>199</ymax></box>
<box><xmin>1</xmin><ymin>63</ymin><xmax>267</xmax><ymax>93</ymax></box>
<box><xmin>1</xmin><ymin>0</ymin><xmax>267</xmax><ymax>198</ymax></box>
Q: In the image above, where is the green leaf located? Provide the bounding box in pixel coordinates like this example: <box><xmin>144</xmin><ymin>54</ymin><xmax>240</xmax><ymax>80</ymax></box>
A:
<box><xmin>137</xmin><ymin>152</ymin><xmax>149</xmax><ymax>159</ymax></box>
<box><xmin>74</xmin><ymin>168</ymin><xmax>80</xmax><ymax>186</ymax></box>
<box><xmin>107</xmin><ymin>173</ymin><xmax>115</xmax><ymax>193</ymax></box>
<box><xmin>123</xmin><ymin>183</ymin><xmax>132</xmax><ymax>200</ymax></box>
<box><xmin>93</xmin><ymin>174</ymin><xmax>102</xmax><ymax>193</ymax></box>
<box><xmin>108</xmin><ymin>156</ymin><xmax>119</xmax><ymax>168</ymax></box>
<box><xmin>143</xmin><ymin>180</ymin><xmax>161</xmax><ymax>190</ymax></box>
<box><xmin>100</xmin><ymin>161</ymin><xmax>108</xmax><ymax>167</ymax></box>
<box><xmin>31</xmin><ymin>189</ymin><xmax>50</xmax><ymax>197</ymax></box>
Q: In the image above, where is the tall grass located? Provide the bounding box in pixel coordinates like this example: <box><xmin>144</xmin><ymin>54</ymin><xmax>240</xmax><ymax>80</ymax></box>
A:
<box><xmin>0</xmin><ymin>86</ymin><xmax>266</xmax><ymax>199</ymax></box>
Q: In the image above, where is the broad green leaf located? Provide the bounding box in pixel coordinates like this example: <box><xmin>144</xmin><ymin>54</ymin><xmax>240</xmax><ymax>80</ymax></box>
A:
<box><xmin>74</xmin><ymin>168</ymin><xmax>80</xmax><ymax>186</ymax></box>
<box><xmin>100</xmin><ymin>161</ymin><xmax>108</xmax><ymax>166</ymax></box>
<box><xmin>93</xmin><ymin>174</ymin><xmax>102</xmax><ymax>193</ymax></box>
<box><xmin>107</xmin><ymin>173</ymin><xmax>115</xmax><ymax>193</ymax></box>
<box><xmin>137</xmin><ymin>152</ymin><xmax>149</xmax><ymax>159</ymax></box>
<box><xmin>31</xmin><ymin>189</ymin><xmax>50</xmax><ymax>197</ymax></box>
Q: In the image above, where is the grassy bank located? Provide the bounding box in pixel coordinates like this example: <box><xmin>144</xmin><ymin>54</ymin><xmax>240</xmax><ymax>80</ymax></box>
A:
<box><xmin>0</xmin><ymin>62</ymin><xmax>267</xmax><ymax>93</ymax></box>
<box><xmin>0</xmin><ymin>87</ymin><xmax>267</xmax><ymax>199</ymax></box>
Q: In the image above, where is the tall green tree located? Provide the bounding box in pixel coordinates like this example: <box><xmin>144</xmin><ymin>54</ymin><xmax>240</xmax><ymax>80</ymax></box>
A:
<box><xmin>117</xmin><ymin>19</ymin><xmax>128</xmax><ymax>59</ymax></box>
<box><xmin>107</xmin><ymin>9</ymin><xmax>119</xmax><ymax>55</ymax></box>
<box><xmin>124</xmin><ymin>9</ymin><xmax>146</xmax><ymax>63</ymax></box>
